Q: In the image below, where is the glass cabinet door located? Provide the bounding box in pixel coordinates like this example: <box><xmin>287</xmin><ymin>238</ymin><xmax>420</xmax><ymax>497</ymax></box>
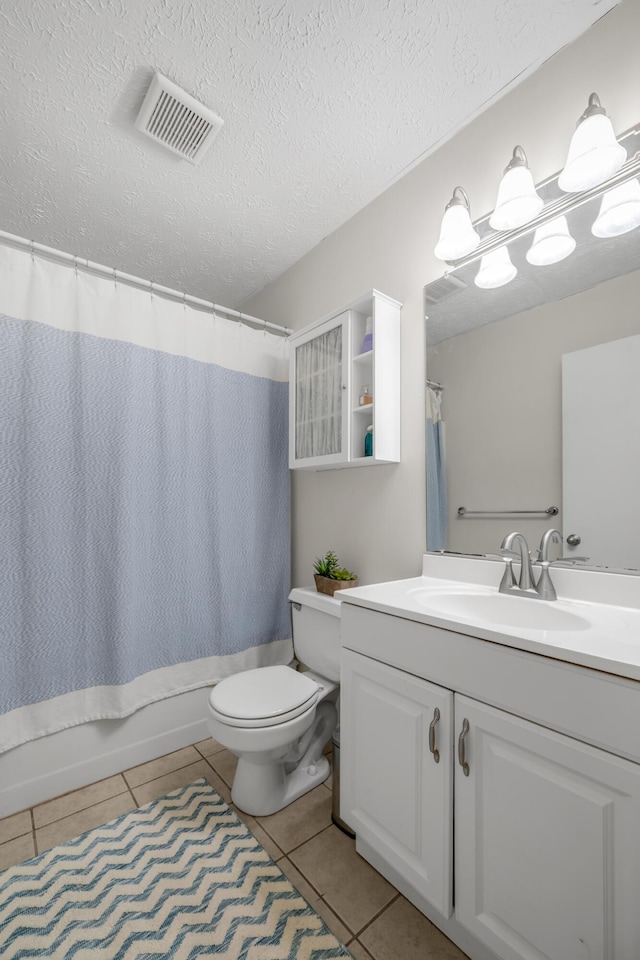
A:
<box><xmin>293</xmin><ymin>317</ymin><xmax>347</xmax><ymax>464</ymax></box>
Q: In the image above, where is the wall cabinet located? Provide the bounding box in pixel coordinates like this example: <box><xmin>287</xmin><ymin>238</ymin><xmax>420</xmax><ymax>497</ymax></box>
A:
<box><xmin>341</xmin><ymin>607</ymin><xmax>640</xmax><ymax>960</ymax></box>
<box><xmin>288</xmin><ymin>290</ymin><xmax>401</xmax><ymax>470</ymax></box>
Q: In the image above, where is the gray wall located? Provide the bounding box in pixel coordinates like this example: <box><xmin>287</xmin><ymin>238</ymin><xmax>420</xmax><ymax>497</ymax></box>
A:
<box><xmin>243</xmin><ymin>2</ymin><xmax>640</xmax><ymax>588</ymax></box>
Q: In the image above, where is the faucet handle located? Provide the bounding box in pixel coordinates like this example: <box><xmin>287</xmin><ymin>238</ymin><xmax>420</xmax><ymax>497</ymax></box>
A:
<box><xmin>535</xmin><ymin>560</ymin><xmax>558</xmax><ymax>601</ymax></box>
<box><xmin>499</xmin><ymin>556</ymin><xmax>517</xmax><ymax>592</ymax></box>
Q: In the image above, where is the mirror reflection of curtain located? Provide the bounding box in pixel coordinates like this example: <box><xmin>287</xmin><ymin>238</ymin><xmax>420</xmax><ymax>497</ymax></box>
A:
<box><xmin>426</xmin><ymin>385</ymin><xmax>447</xmax><ymax>551</ymax></box>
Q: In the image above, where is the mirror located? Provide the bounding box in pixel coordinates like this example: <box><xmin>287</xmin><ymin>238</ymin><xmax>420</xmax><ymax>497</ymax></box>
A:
<box><xmin>424</xmin><ymin>129</ymin><xmax>640</xmax><ymax>573</ymax></box>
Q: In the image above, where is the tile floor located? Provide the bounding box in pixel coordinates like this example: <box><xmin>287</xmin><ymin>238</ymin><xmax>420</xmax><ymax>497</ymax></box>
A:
<box><xmin>0</xmin><ymin>739</ymin><xmax>468</xmax><ymax>960</ymax></box>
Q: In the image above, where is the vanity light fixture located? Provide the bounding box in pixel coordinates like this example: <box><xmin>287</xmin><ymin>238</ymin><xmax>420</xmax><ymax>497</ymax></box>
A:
<box><xmin>434</xmin><ymin>187</ymin><xmax>481</xmax><ymax>261</ymax></box>
<box><xmin>433</xmin><ymin>100</ymin><xmax>640</xmax><ymax>280</ymax></box>
<box><xmin>474</xmin><ymin>246</ymin><xmax>517</xmax><ymax>289</ymax></box>
<box><xmin>591</xmin><ymin>178</ymin><xmax>640</xmax><ymax>237</ymax></box>
<box><xmin>526</xmin><ymin>216</ymin><xmax>576</xmax><ymax>266</ymax></box>
<box><xmin>558</xmin><ymin>93</ymin><xmax>627</xmax><ymax>193</ymax></box>
<box><xmin>489</xmin><ymin>146</ymin><xmax>544</xmax><ymax>230</ymax></box>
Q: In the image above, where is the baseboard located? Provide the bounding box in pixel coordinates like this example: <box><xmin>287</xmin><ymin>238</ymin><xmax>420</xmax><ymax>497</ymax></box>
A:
<box><xmin>0</xmin><ymin>687</ymin><xmax>211</xmax><ymax>816</ymax></box>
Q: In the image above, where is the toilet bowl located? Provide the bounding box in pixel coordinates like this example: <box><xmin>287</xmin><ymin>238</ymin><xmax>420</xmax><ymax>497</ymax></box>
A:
<box><xmin>207</xmin><ymin>587</ymin><xmax>344</xmax><ymax>816</ymax></box>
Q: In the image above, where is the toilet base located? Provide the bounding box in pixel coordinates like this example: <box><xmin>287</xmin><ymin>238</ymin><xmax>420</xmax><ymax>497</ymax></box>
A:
<box><xmin>231</xmin><ymin>699</ymin><xmax>337</xmax><ymax>816</ymax></box>
<box><xmin>232</xmin><ymin>753</ymin><xmax>331</xmax><ymax>816</ymax></box>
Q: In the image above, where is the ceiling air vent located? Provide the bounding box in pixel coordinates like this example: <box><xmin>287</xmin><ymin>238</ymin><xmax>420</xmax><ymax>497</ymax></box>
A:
<box><xmin>135</xmin><ymin>72</ymin><xmax>223</xmax><ymax>165</ymax></box>
<box><xmin>424</xmin><ymin>273</ymin><xmax>467</xmax><ymax>306</ymax></box>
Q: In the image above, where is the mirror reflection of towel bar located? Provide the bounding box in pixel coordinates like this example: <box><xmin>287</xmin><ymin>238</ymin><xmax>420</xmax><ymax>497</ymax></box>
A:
<box><xmin>457</xmin><ymin>506</ymin><xmax>559</xmax><ymax>517</ymax></box>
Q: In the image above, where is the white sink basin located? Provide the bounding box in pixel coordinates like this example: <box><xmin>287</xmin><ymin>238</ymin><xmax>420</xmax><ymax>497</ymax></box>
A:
<box><xmin>412</xmin><ymin>590</ymin><xmax>591</xmax><ymax>632</ymax></box>
<box><xmin>339</xmin><ymin>559</ymin><xmax>640</xmax><ymax>681</ymax></box>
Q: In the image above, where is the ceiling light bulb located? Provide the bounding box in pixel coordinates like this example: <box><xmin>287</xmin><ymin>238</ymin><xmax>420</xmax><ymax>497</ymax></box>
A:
<box><xmin>558</xmin><ymin>93</ymin><xmax>626</xmax><ymax>193</ymax></box>
<box><xmin>434</xmin><ymin>187</ymin><xmax>481</xmax><ymax>261</ymax></box>
<box><xmin>526</xmin><ymin>216</ymin><xmax>576</xmax><ymax>266</ymax></box>
<box><xmin>489</xmin><ymin>146</ymin><xmax>543</xmax><ymax>230</ymax></box>
<box><xmin>474</xmin><ymin>246</ymin><xmax>517</xmax><ymax>289</ymax></box>
<box><xmin>591</xmin><ymin>178</ymin><xmax>640</xmax><ymax>237</ymax></box>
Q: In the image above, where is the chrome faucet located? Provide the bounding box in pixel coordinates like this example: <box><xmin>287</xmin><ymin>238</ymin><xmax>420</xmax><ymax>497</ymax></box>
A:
<box><xmin>500</xmin><ymin>529</ymin><xmax>565</xmax><ymax>601</ymax></box>
<box><xmin>499</xmin><ymin>532</ymin><xmax>538</xmax><ymax>597</ymax></box>
<box><xmin>499</xmin><ymin>529</ymin><xmax>588</xmax><ymax>601</ymax></box>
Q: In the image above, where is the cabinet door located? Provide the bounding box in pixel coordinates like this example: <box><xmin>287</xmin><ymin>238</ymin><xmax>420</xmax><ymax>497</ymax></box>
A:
<box><xmin>289</xmin><ymin>313</ymin><xmax>349</xmax><ymax>468</ymax></box>
<box><xmin>341</xmin><ymin>649</ymin><xmax>454</xmax><ymax>916</ymax></box>
<box><xmin>454</xmin><ymin>695</ymin><xmax>640</xmax><ymax>960</ymax></box>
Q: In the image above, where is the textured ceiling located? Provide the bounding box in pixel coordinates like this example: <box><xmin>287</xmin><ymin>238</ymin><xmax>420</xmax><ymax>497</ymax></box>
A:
<box><xmin>0</xmin><ymin>0</ymin><xmax>618</xmax><ymax>309</ymax></box>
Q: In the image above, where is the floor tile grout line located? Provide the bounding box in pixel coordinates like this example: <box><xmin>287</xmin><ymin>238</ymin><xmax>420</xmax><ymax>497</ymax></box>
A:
<box><xmin>318</xmin><ymin>893</ymin><xmax>356</xmax><ymax>939</ymax></box>
<box><xmin>6</xmin><ymin>771</ymin><xmax>126</xmax><ymax>825</ymax></box>
<box><xmin>275</xmin><ymin>821</ymin><xmax>334</xmax><ymax>860</ymax></box>
<box><xmin>204</xmin><ymin>756</ymin><xmax>234</xmax><ymax>790</ymax></box>
<box><xmin>31</xmin><ymin>776</ymin><xmax>133</xmax><ymax>830</ymax></box>
<box><xmin>122</xmin><ymin>750</ymin><xmax>210</xmax><ymax>791</ymax></box>
<box><xmin>30</xmin><ymin>806</ymin><xmax>38</xmax><ymax>856</ymax></box>
<box><xmin>194</xmin><ymin>741</ymin><xmax>227</xmax><ymax>760</ymax></box>
<box><xmin>351</xmin><ymin>891</ymin><xmax>402</xmax><ymax>942</ymax></box>
<box><xmin>124</xmin><ymin>778</ymin><xmax>139</xmax><ymax>809</ymax></box>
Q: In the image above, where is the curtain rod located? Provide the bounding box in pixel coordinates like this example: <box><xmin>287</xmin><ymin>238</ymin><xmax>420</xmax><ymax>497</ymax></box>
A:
<box><xmin>0</xmin><ymin>229</ymin><xmax>292</xmax><ymax>337</ymax></box>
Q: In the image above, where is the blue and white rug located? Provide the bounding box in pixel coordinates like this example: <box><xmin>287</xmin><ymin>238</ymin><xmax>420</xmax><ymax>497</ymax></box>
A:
<box><xmin>0</xmin><ymin>779</ymin><xmax>353</xmax><ymax>958</ymax></box>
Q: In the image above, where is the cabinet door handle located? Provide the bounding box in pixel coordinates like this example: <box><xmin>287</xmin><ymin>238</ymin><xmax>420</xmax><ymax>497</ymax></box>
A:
<box><xmin>428</xmin><ymin>707</ymin><xmax>440</xmax><ymax>763</ymax></box>
<box><xmin>458</xmin><ymin>718</ymin><xmax>470</xmax><ymax>776</ymax></box>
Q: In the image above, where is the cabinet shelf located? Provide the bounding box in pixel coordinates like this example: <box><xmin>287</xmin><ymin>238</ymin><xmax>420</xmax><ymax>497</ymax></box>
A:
<box><xmin>353</xmin><ymin>349</ymin><xmax>373</xmax><ymax>363</ymax></box>
<box><xmin>352</xmin><ymin>403</ymin><xmax>374</xmax><ymax>414</ymax></box>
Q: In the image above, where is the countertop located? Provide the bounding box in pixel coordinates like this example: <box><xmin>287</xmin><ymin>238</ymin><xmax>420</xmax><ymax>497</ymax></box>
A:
<box><xmin>339</xmin><ymin>555</ymin><xmax>640</xmax><ymax>682</ymax></box>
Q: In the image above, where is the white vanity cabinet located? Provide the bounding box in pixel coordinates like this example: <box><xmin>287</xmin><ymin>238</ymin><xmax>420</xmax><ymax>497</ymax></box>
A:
<box><xmin>341</xmin><ymin>603</ymin><xmax>640</xmax><ymax>960</ymax></box>
<box><xmin>288</xmin><ymin>290</ymin><xmax>401</xmax><ymax>470</ymax></box>
<box><xmin>341</xmin><ymin>649</ymin><xmax>454</xmax><ymax>917</ymax></box>
<box><xmin>455</xmin><ymin>695</ymin><xmax>640</xmax><ymax>960</ymax></box>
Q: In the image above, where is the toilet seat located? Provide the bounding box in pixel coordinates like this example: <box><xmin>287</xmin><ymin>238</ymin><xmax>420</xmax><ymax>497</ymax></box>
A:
<box><xmin>209</xmin><ymin>665</ymin><xmax>320</xmax><ymax>729</ymax></box>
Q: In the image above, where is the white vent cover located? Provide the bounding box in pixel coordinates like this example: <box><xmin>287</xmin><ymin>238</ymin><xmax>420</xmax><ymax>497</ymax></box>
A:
<box><xmin>424</xmin><ymin>273</ymin><xmax>467</xmax><ymax>306</ymax></box>
<box><xmin>135</xmin><ymin>73</ymin><xmax>223</xmax><ymax>165</ymax></box>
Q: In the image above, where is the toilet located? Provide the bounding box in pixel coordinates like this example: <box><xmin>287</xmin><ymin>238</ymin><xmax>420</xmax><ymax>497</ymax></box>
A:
<box><xmin>207</xmin><ymin>587</ymin><xmax>344</xmax><ymax>816</ymax></box>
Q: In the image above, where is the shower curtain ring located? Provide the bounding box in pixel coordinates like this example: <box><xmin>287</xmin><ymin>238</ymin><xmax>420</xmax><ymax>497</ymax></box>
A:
<box><xmin>113</xmin><ymin>267</ymin><xmax>117</xmax><ymax>289</ymax></box>
<box><xmin>30</xmin><ymin>240</ymin><xmax>35</xmax><ymax>263</ymax></box>
<box><xmin>150</xmin><ymin>281</ymin><xmax>154</xmax><ymax>300</ymax></box>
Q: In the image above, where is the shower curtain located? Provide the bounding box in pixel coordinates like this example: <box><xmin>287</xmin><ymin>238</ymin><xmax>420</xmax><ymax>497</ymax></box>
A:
<box><xmin>426</xmin><ymin>385</ymin><xmax>447</xmax><ymax>551</ymax></box>
<box><xmin>0</xmin><ymin>244</ymin><xmax>292</xmax><ymax>753</ymax></box>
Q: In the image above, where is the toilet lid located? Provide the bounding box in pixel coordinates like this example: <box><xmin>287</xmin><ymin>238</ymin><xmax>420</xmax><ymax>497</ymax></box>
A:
<box><xmin>209</xmin><ymin>665</ymin><xmax>319</xmax><ymax>727</ymax></box>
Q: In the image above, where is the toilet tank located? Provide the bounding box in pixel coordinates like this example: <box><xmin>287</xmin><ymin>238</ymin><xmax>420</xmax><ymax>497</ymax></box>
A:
<box><xmin>289</xmin><ymin>587</ymin><xmax>345</xmax><ymax>682</ymax></box>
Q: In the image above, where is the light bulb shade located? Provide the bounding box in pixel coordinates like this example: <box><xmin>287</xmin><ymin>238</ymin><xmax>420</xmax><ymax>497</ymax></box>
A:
<box><xmin>434</xmin><ymin>202</ymin><xmax>480</xmax><ymax>261</ymax></box>
<box><xmin>559</xmin><ymin>113</ymin><xmax>626</xmax><ymax>193</ymax></box>
<box><xmin>526</xmin><ymin>216</ymin><xmax>576</xmax><ymax>266</ymax></box>
<box><xmin>490</xmin><ymin>166</ymin><xmax>543</xmax><ymax>230</ymax></box>
<box><xmin>474</xmin><ymin>246</ymin><xmax>517</xmax><ymax>289</ymax></box>
<box><xmin>591</xmin><ymin>179</ymin><xmax>640</xmax><ymax>237</ymax></box>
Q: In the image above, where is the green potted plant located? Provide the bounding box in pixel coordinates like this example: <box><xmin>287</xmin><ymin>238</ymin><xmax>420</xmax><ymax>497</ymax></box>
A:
<box><xmin>313</xmin><ymin>550</ymin><xmax>359</xmax><ymax>596</ymax></box>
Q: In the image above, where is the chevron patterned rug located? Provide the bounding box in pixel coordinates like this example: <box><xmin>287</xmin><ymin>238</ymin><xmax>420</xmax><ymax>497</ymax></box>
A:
<box><xmin>0</xmin><ymin>779</ymin><xmax>353</xmax><ymax>959</ymax></box>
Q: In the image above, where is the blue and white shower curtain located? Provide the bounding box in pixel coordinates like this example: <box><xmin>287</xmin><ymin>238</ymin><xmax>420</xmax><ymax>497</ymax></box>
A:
<box><xmin>0</xmin><ymin>245</ymin><xmax>292</xmax><ymax>753</ymax></box>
